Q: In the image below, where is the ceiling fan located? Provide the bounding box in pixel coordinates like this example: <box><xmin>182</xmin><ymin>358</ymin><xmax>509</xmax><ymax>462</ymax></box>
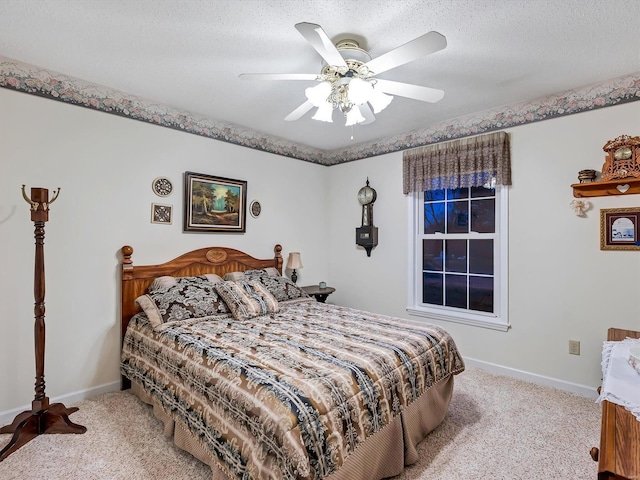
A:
<box><xmin>239</xmin><ymin>22</ymin><xmax>447</xmax><ymax>127</ymax></box>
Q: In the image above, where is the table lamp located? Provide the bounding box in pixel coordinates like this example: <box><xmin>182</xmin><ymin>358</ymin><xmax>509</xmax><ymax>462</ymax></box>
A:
<box><xmin>286</xmin><ymin>252</ymin><xmax>303</xmax><ymax>283</ymax></box>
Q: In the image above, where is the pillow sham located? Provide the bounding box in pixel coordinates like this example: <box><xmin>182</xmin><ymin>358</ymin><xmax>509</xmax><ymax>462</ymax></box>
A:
<box><xmin>147</xmin><ymin>274</ymin><xmax>222</xmax><ymax>293</ymax></box>
<box><xmin>136</xmin><ymin>275</ymin><xmax>229</xmax><ymax>328</ymax></box>
<box><xmin>214</xmin><ymin>280</ymin><xmax>279</xmax><ymax>321</ymax></box>
<box><xmin>223</xmin><ymin>268</ymin><xmax>280</xmax><ymax>282</ymax></box>
<box><xmin>225</xmin><ymin>269</ymin><xmax>309</xmax><ymax>303</ymax></box>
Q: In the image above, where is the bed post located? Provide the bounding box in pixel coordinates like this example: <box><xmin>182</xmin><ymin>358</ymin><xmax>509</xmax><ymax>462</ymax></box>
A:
<box><xmin>274</xmin><ymin>244</ymin><xmax>283</xmax><ymax>274</ymax></box>
<box><xmin>120</xmin><ymin>245</ymin><xmax>134</xmax><ymax>390</ymax></box>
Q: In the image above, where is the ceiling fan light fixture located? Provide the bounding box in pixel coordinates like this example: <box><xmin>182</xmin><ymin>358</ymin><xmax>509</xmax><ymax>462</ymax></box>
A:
<box><xmin>246</xmin><ymin>23</ymin><xmax>447</xmax><ymax>127</ymax></box>
<box><xmin>305</xmin><ymin>81</ymin><xmax>332</xmax><ymax>107</ymax></box>
<box><xmin>312</xmin><ymin>101</ymin><xmax>334</xmax><ymax>123</ymax></box>
<box><xmin>345</xmin><ymin>106</ymin><xmax>365</xmax><ymax>126</ymax></box>
<box><xmin>368</xmin><ymin>87</ymin><xmax>394</xmax><ymax>114</ymax></box>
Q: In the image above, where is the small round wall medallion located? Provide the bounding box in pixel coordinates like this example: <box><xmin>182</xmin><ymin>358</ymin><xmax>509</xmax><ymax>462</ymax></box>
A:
<box><xmin>250</xmin><ymin>200</ymin><xmax>262</xmax><ymax>218</ymax></box>
<box><xmin>152</xmin><ymin>177</ymin><xmax>173</xmax><ymax>197</ymax></box>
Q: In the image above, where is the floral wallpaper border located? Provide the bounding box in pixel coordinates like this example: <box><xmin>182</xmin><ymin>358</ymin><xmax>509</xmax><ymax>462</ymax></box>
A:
<box><xmin>2</xmin><ymin>56</ymin><xmax>639</xmax><ymax>166</ymax></box>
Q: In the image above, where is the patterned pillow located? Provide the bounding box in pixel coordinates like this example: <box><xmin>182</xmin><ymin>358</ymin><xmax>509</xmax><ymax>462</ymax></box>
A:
<box><xmin>136</xmin><ymin>275</ymin><xmax>229</xmax><ymax>328</ymax></box>
<box><xmin>223</xmin><ymin>268</ymin><xmax>279</xmax><ymax>281</ymax></box>
<box><xmin>214</xmin><ymin>280</ymin><xmax>280</xmax><ymax>321</ymax></box>
<box><xmin>148</xmin><ymin>274</ymin><xmax>222</xmax><ymax>293</ymax></box>
<box><xmin>242</xmin><ymin>270</ymin><xmax>310</xmax><ymax>303</ymax></box>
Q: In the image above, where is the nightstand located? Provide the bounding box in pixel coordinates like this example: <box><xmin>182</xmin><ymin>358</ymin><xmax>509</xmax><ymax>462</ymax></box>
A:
<box><xmin>301</xmin><ymin>285</ymin><xmax>335</xmax><ymax>303</ymax></box>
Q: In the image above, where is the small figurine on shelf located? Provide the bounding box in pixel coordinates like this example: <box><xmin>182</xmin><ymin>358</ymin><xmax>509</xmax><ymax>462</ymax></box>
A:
<box><xmin>578</xmin><ymin>169</ymin><xmax>597</xmax><ymax>183</ymax></box>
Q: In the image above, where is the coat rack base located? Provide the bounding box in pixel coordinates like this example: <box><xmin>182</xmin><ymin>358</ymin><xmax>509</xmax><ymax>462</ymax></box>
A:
<box><xmin>0</xmin><ymin>399</ymin><xmax>86</xmax><ymax>461</ymax></box>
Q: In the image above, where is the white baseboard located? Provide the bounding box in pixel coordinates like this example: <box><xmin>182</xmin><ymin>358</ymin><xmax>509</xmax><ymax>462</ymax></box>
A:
<box><xmin>463</xmin><ymin>356</ymin><xmax>599</xmax><ymax>400</ymax></box>
<box><xmin>0</xmin><ymin>381</ymin><xmax>120</xmax><ymax>426</ymax></box>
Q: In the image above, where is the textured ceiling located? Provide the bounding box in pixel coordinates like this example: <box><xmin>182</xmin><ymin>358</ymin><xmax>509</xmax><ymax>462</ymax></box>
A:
<box><xmin>1</xmin><ymin>0</ymin><xmax>640</xmax><ymax>153</ymax></box>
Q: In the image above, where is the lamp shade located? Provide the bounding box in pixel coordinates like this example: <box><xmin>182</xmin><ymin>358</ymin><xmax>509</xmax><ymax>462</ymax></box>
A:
<box><xmin>312</xmin><ymin>101</ymin><xmax>334</xmax><ymax>123</ymax></box>
<box><xmin>345</xmin><ymin>106</ymin><xmax>365</xmax><ymax>126</ymax></box>
<box><xmin>367</xmin><ymin>87</ymin><xmax>393</xmax><ymax>114</ymax></box>
<box><xmin>347</xmin><ymin>77</ymin><xmax>373</xmax><ymax>105</ymax></box>
<box><xmin>286</xmin><ymin>252</ymin><xmax>303</xmax><ymax>270</ymax></box>
<box><xmin>305</xmin><ymin>82</ymin><xmax>332</xmax><ymax>107</ymax></box>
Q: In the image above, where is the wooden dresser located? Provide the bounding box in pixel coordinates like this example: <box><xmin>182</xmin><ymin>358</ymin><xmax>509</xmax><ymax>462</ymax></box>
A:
<box><xmin>590</xmin><ymin>328</ymin><xmax>640</xmax><ymax>479</ymax></box>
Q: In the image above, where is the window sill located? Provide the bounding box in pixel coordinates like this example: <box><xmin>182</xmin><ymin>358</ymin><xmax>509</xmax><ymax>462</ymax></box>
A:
<box><xmin>406</xmin><ymin>307</ymin><xmax>510</xmax><ymax>332</ymax></box>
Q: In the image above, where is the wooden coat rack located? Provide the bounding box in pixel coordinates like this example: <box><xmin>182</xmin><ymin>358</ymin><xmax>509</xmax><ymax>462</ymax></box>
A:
<box><xmin>0</xmin><ymin>186</ymin><xmax>86</xmax><ymax>462</ymax></box>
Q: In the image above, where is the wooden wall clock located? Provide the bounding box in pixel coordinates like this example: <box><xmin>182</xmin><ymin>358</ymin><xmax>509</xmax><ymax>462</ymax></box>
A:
<box><xmin>601</xmin><ymin>135</ymin><xmax>640</xmax><ymax>181</ymax></box>
<box><xmin>355</xmin><ymin>178</ymin><xmax>378</xmax><ymax>257</ymax></box>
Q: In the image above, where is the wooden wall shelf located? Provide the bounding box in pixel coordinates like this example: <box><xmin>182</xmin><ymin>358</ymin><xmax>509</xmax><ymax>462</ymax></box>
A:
<box><xmin>571</xmin><ymin>178</ymin><xmax>640</xmax><ymax>198</ymax></box>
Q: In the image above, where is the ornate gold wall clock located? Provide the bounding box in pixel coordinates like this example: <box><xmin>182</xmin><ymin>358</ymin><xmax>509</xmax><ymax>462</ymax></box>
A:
<box><xmin>601</xmin><ymin>135</ymin><xmax>640</xmax><ymax>181</ymax></box>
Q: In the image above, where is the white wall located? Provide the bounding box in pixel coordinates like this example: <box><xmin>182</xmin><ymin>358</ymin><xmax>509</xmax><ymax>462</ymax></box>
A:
<box><xmin>327</xmin><ymin>101</ymin><xmax>640</xmax><ymax>391</ymax></box>
<box><xmin>0</xmin><ymin>88</ymin><xmax>329</xmax><ymax>415</ymax></box>
<box><xmin>3</xmin><ymin>85</ymin><xmax>640</xmax><ymax>417</ymax></box>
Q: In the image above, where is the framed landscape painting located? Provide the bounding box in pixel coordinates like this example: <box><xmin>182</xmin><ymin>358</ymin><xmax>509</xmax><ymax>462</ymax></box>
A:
<box><xmin>184</xmin><ymin>171</ymin><xmax>247</xmax><ymax>233</ymax></box>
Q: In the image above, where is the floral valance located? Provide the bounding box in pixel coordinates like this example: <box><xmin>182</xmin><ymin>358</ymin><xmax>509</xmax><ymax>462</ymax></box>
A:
<box><xmin>403</xmin><ymin>131</ymin><xmax>511</xmax><ymax>194</ymax></box>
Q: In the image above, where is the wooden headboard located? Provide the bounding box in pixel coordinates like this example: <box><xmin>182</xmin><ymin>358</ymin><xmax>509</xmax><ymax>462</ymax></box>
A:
<box><xmin>120</xmin><ymin>243</ymin><xmax>283</xmax><ymax>348</ymax></box>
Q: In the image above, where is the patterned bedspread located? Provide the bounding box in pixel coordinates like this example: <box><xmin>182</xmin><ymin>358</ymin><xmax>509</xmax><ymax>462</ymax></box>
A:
<box><xmin>121</xmin><ymin>299</ymin><xmax>464</xmax><ymax>480</ymax></box>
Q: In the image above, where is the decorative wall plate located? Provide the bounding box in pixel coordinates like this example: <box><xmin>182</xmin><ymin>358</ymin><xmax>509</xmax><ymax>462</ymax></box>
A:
<box><xmin>151</xmin><ymin>203</ymin><xmax>172</xmax><ymax>224</ymax></box>
<box><xmin>250</xmin><ymin>200</ymin><xmax>262</xmax><ymax>218</ymax></box>
<box><xmin>152</xmin><ymin>177</ymin><xmax>173</xmax><ymax>197</ymax></box>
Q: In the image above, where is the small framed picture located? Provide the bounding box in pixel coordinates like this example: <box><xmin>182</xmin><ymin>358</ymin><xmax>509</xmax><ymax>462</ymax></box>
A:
<box><xmin>151</xmin><ymin>203</ymin><xmax>173</xmax><ymax>225</ymax></box>
<box><xmin>600</xmin><ymin>207</ymin><xmax>640</xmax><ymax>250</ymax></box>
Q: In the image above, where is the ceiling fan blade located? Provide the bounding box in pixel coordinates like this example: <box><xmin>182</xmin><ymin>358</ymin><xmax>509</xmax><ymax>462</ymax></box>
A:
<box><xmin>285</xmin><ymin>100</ymin><xmax>314</xmax><ymax>121</ymax></box>
<box><xmin>239</xmin><ymin>73</ymin><xmax>319</xmax><ymax>81</ymax></box>
<box><xmin>295</xmin><ymin>22</ymin><xmax>348</xmax><ymax>68</ymax></box>
<box><xmin>359</xmin><ymin>104</ymin><xmax>376</xmax><ymax>125</ymax></box>
<box><xmin>364</xmin><ymin>31</ymin><xmax>447</xmax><ymax>75</ymax></box>
<box><xmin>375</xmin><ymin>79</ymin><xmax>444</xmax><ymax>103</ymax></box>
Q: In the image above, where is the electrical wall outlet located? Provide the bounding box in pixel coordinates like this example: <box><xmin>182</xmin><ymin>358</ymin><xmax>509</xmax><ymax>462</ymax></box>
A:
<box><xmin>569</xmin><ymin>340</ymin><xmax>580</xmax><ymax>355</ymax></box>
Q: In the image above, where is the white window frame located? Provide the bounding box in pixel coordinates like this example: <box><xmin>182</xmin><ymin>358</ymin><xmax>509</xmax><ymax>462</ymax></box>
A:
<box><xmin>406</xmin><ymin>186</ymin><xmax>510</xmax><ymax>332</ymax></box>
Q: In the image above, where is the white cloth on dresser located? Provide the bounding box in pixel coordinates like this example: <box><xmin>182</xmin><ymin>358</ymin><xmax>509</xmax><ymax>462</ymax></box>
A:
<box><xmin>597</xmin><ymin>337</ymin><xmax>640</xmax><ymax>420</ymax></box>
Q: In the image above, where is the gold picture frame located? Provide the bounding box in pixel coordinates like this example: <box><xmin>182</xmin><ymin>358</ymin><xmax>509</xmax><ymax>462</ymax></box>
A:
<box><xmin>600</xmin><ymin>207</ymin><xmax>640</xmax><ymax>250</ymax></box>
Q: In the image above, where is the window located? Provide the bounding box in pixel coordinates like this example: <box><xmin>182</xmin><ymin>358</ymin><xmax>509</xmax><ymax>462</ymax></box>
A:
<box><xmin>402</xmin><ymin>131</ymin><xmax>511</xmax><ymax>331</ymax></box>
<box><xmin>408</xmin><ymin>185</ymin><xmax>509</xmax><ymax>330</ymax></box>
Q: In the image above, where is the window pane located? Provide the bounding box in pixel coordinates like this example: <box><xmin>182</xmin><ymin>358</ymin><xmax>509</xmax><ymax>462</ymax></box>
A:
<box><xmin>445</xmin><ymin>274</ymin><xmax>467</xmax><ymax>309</ymax></box>
<box><xmin>445</xmin><ymin>239</ymin><xmax>467</xmax><ymax>273</ymax></box>
<box><xmin>423</xmin><ymin>272</ymin><xmax>443</xmax><ymax>305</ymax></box>
<box><xmin>471</xmin><ymin>198</ymin><xmax>495</xmax><ymax>233</ymax></box>
<box><xmin>424</xmin><ymin>189</ymin><xmax>445</xmax><ymax>202</ymax></box>
<box><xmin>469</xmin><ymin>239</ymin><xmax>493</xmax><ymax>275</ymax></box>
<box><xmin>424</xmin><ymin>202</ymin><xmax>445</xmax><ymax>234</ymax></box>
<box><xmin>447</xmin><ymin>201</ymin><xmax>469</xmax><ymax>233</ymax></box>
<box><xmin>471</xmin><ymin>186</ymin><xmax>495</xmax><ymax>198</ymax></box>
<box><xmin>423</xmin><ymin>239</ymin><xmax>443</xmax><ymax>271</ymax></box>
<box><xmin>469</xmin><ymin>276</ymin><xmax>493</xmax><ymax>312</ymax></box>
<box><xmin>447</xmin><ymin>188</ymin><xmax>468</xmax><ymax>200</ymax></box>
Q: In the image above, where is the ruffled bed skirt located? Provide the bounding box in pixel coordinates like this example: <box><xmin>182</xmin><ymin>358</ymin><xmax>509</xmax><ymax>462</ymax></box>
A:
<box><xmin>130</xmin><ymin>374</ymin><xmax>454</xmax><ymax>480</ymax></box>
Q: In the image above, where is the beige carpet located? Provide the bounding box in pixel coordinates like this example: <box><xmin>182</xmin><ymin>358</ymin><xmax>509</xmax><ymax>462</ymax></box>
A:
<box><xmin>0</xmin><ymin>367</ymin><xmax>601</xmax><ymax>479</ymax></box>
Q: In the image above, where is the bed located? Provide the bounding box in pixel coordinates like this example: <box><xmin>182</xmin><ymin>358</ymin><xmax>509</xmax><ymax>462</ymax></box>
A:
<box><xmin>120</xmin><ymin>244</ymin><xmax>465</xmax><ymax>480</ymax></box>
